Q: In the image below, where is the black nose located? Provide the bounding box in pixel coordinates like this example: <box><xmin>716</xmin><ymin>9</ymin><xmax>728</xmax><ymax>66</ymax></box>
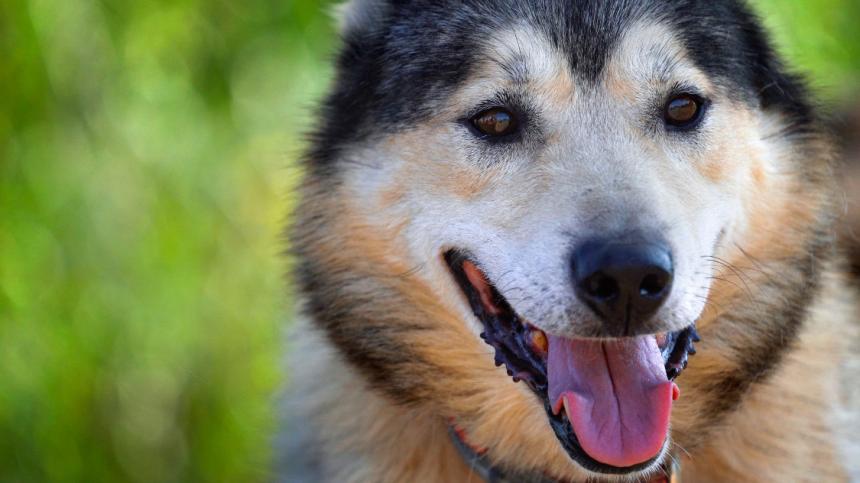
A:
<box><xmin>572</xmin><ymin>239</ymin><xmax>673</xmax><ymax>335</ymax></box>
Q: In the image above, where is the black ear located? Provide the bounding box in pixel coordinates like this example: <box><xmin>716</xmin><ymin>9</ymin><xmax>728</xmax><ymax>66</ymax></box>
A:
<box><xmin>734</xmin><ymin>5</ymin><xmax>815</xmax><ymax>131</ymax></box>
<box><xmin>334</xmin><ymin>0</ymin><xmax>390</xmax><ymax>38</ymax></box>
<box><xmin>754</xmin><ymin>51</ymin><xmax>815</xmax><ymax>132</ymax></box>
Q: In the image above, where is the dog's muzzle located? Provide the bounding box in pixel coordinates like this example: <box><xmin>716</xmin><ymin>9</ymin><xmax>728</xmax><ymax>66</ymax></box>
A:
<box><xmin>445</xmin><ymin>250</ymin><xmax>699</xmax><ymax>476</ymax></box>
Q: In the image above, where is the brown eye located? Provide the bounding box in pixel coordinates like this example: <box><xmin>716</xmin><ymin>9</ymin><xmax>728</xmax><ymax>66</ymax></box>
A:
<box><xmin>471</xmin><ymin>108</ymin><xmax>518</xmax><ymax>137</ymax></box>
<box><xmin>664</xmin><ymin>94</ymin><xmax>705</xmax><ymax>128</ymax></box>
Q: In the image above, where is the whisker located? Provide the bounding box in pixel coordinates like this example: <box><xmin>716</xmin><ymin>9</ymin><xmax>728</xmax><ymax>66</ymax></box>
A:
<box><xmin>703</xmin><ymin>256</ymin><xmax>755</xmax><ymax>298</ymax></box>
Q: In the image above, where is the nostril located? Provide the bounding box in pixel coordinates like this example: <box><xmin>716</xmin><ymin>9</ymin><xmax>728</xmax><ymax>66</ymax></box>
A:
<box><xmin>583</xmin><ymin>272</ymin><xmax>619</xmax><ymax>301</ymax></box>
<box><xmin>640</xmin><ymin>273</ymin><xmax>668</xmax><ymax>298</ymax></box>
<box><xmin>571</xmin><ymin>237</ymin><xmax>674</xmax><ymax>333</ymax></box>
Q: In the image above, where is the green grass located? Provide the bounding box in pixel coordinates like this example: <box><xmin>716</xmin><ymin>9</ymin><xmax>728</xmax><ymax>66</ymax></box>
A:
<box><xmin>0</xmin><ymin>1</ymin><xmax>857</xmax><ymax>481</ymax></box>
<box><xmin>0</xmin><ymin>0</ymin><xmax>336</xmax><ymax>481</ymax></box>
<box><xmin>755</xmin><ymin>0</ymin><xmax>860</xmax><ymax>100</ymax></box>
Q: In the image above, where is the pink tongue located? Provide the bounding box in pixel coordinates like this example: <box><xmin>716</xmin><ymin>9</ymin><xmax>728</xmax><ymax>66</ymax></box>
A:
<box><xmin>547</xmin><ymin>335</ymin><xmax>674</xmax><ymax>468</ymax></box>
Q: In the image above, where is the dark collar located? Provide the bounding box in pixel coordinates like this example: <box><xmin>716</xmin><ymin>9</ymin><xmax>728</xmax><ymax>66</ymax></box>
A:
<box><xmin>448</xmin><ymin>424</ymin><xmax>677</xmax><ymax>483</ymax></box>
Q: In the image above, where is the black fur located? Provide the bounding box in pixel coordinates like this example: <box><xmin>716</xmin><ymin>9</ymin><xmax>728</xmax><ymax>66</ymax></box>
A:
<box><xmin>684</xmin><ymin>226</ymin><xmax>835</xmax><ymax>447</ymax></box>
<box><xmin>296</xmin><ymin>258</ymin><xmax>444</xmax><ymax>406</ymax></box>
<box><xmin>299</xmin><ymin>0</ymin><xmax>824</xmax><ymax>413</ymax></box>
<box><xmin>293</xmin><ymin>0</ymin><xmax>836</xmax><ymax>475</ymax></box>
<box><xmin>306</xmin><ymin>0</ymin><xmax>815</xmax><ymax>177</ymax></box>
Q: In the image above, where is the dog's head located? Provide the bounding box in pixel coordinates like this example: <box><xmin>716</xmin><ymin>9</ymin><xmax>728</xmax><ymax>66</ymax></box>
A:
<box><xmin>295</xmin><ymin>0</ymin><xmax>833</xmax><ymax>479</ymax></box>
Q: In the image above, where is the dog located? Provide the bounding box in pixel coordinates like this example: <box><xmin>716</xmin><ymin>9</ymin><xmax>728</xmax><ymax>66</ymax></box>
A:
<box><xmin>837</xmin><ymin>106</ymin><xmax>860</xmax><ymax>278</ymax></box>
<box><xmin>283</xmin><ymin>0</ymin><xmax>860</xmax><ymax>481</ymax></box>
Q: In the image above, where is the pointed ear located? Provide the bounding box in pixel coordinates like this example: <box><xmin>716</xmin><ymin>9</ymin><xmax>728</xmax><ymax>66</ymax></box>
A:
<box><xmin>333</xmin><ymin>0</ymin><xmax>390</xmax><ymax>37</ymax></box>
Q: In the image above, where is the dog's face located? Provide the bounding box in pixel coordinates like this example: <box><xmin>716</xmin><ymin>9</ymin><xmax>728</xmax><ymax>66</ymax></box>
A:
<box><xmin>298</xmin><ymin>0</ymin><xmax>829</xmax><ymax>479</ymax></box>
<box><xmin>386</xmin><ymin>21</ymin><xmax>735</xmax><ymax>340</ymax></box>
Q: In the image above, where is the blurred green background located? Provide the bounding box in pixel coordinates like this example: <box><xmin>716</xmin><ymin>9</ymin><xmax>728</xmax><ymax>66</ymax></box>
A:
<box><xmin>0</xmin><ymin>1</ymin><xmax>858</xmax><ymax>482</ymax></box>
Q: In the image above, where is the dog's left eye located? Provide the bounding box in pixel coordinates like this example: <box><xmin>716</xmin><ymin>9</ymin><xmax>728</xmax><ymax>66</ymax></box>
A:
<box><xmin>664</xmin><ymin>94</ymin><xmax>706</xmax><ymax>129</ymax></box>
<box><xmin>471</xmin><ymin>108</ymin><xmax>519</xmax><ymax>137</ymax></box>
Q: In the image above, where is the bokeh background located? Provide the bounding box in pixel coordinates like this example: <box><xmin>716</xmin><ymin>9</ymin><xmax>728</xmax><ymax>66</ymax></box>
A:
<box><xmin>1</xmin><ymin>1</ymin><xmax>858</xmax><ymax>481</ymax></box>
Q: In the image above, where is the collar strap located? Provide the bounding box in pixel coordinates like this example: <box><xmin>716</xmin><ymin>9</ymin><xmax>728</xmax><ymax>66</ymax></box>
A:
<box><xmin>448</xmin><ymin>424</ymin><xmax>678</xmax><ymax>483</ymax></box>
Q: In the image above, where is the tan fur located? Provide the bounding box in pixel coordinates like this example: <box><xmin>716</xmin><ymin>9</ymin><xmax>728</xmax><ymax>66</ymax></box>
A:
<box><xmin>677</xmin><ymin>268</ymin><xmax>858</xmax><ymax>482</ymax></box>
<box><xmin>289</xmin><ymin>256</ymin><xmax>858</xmax><ymax>482</ymax></box>
<box><xmin>699</xmin><ymin>133</ymin><xmax>828</xmax><ymax>322</ymax></box>
<box><xmin>287</xmin><ymin>320</ymin><xmax>476</xmax><ymax>483</ymax></box>
<box><xmin>288</xmin><ymin>245</ymin><xmax>857</xmax><ymax>482</ymax></box>
<box><xmin>286</xmin><ymin>13</ymin><xmax>859</xmax><ymax>483</ymax></box>
<box><xmin>292</xmin><ymin>181</ymin><xmax>595</xmax><ymax>480</ymax></box>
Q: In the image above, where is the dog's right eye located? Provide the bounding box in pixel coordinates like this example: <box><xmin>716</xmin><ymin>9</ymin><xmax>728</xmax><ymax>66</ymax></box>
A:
<box><xmin>471</xmin><ymin>108</ymin><xmax>519</xmax><ymax>137</ymax></box>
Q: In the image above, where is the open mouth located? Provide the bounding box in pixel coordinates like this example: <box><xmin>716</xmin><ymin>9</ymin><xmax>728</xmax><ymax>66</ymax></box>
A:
<box><xmin>444</xmin><ymin>251</ymin><xmax>699</xmax><ymax>475</ymax></box>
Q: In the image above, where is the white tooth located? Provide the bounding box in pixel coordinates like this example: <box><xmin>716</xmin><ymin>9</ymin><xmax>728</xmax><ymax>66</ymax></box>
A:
<box><xmin>562</xmin><ymin>396</ymin><xmax>572</xmax><ymax>420</ymax></box>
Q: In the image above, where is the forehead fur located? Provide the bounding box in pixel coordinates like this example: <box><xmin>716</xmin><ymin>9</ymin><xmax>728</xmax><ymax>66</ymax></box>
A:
<box><xmin>309</xmin><ymin>0</ymin><xmax>814</xmax><ymax>173</ymax></box>
<box><xmin>606</xmin><ymin>21</ymin><xmax>711</xmax><ymax>92</ymax></box>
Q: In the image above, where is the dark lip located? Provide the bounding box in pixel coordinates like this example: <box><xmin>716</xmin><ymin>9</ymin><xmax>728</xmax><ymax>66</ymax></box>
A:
<box><xmin>444</xmin><ymin>250</ymin><xmax>699</xmax><ymax>476</ymax></box>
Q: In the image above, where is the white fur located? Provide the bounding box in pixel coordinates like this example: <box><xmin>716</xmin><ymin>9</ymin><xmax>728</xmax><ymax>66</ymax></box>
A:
<box><xmin>342</xmin><ymin>22</ymin><xmax>741</xmax><ymax>341</ymax></box>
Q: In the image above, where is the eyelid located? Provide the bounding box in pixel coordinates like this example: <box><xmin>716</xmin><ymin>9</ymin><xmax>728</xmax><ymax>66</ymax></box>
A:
<box><xmin>462</xmin><ymin>93</ymin><xmax>516</xmax><ymax>122</ymax></box>
<box><xmin>666</xmin><ymin>81</ymin><xmax>704</xmax><ymax>98</ymax></box>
